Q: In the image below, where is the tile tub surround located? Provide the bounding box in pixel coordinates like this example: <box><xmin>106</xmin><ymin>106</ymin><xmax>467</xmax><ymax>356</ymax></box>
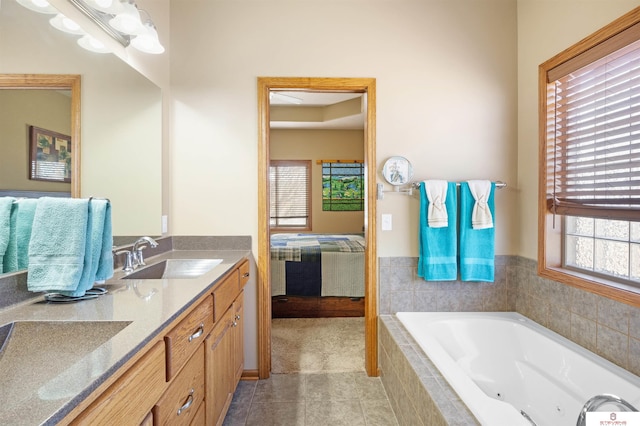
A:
<box><xmin>378</xmin><ymin>315</ymin><xmax>478</xmax><ymax>426</ymax></box>
<box><xmin>379</xmin><ymin>255</ymin><xmax>640</xmax><ymax>377</ymax></box>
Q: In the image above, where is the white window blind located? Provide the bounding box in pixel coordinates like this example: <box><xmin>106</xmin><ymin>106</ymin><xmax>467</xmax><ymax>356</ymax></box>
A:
<box><xmin>546</xmin><ymin>38</ymin><xmax>640</xmax><ymax>222</ymax></box>
<box><xmin>269</xmin><ymin>160</ymin><xmax>311</xmax><ymax>228</ymax></box>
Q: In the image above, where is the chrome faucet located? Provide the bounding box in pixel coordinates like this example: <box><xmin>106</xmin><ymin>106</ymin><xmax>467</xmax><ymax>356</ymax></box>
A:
<box><xmin>114</xmin><ymin>248</ymin><xmax>134</xmax><ymax>272</ymax></box>
<box><xmin>576</xmin><ymin>394</ymin><xmax>638</xmax><ymax>426</ymax></box>
<box><xmin>132</xmin><ymin>236</ymin><xmax>159</xmax><ymax>268</ymax></box>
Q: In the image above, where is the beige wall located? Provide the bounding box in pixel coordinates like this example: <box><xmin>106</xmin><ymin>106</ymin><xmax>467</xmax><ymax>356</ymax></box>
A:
<box><xmin>170</xmin><ymin>0</ymin><xmax>517</xmax><ymax>372</ymax></box>
<box><xmin>169</xmin><ymin>0</ymin><xmax>519</xmax><ymax>259</ymax></box>
<box><xmin>516</xmin><ymin>0</ymin><xmax>639</xmax><ymax>260</ymax></box>
<box><xmin>270</xmin><ymin>129</ymin><xmax>365</xmax><ymax>234</ymax></box>
<box><xmin>0</xmin><ymin>90</ymin><xmax>71</xmax><ymax>193</ymax></box>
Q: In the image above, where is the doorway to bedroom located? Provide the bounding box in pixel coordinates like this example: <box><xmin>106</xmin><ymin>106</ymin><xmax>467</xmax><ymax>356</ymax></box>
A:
<box><xmin>257</xmin><ymin>77</ymin><xmax>378</xmax><ymax>378</ymax></box>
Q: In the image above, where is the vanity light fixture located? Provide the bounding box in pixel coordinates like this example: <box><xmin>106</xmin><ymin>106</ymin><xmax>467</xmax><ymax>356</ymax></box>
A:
<box><xmin>18</xmin><ymin>0</ymin><xmax>165</xmax><ymax>54</ymax></box>
<box><xmin>83</xmin><ymin>0</ymin><xmax>120</xmax><ymax>14</ymax></box>
<box><xmin>49</xmin><ymin>13</ymin><xmax>85</xmax><ymax>35</ymax></box>
<box><xmin>77</xmin><ymin>34</ymin><xmax>110</xmax><ymax>53</ymax></box>
<box><xmin>130</xmin><ymin>18</ymin><xmax>164</xmax><ymax>54</ymax></box>
<box><xmin>107</xmin><ymin>0</ymin><xmax>146</xmax><ymax>35</ymax></box>
<box><xmin>71</xmin><ymin>0</ymin><xmax>165</xmax><ymax>54</ymax></box>
<box><xmin>16</xmin><ymin>0</ymin><xmax>57</xmax><ymax>14</ymax></box>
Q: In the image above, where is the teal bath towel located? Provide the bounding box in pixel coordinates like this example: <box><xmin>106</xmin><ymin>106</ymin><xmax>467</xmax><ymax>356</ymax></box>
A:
<box><xmin>75</xmin><ymin>199</ymin><xmax>114</xmax><ymax>296</ymax></box>
<box><xmin>3</xmin><ymin>199</ymin><xmax>38</xmax><ymax>273</ymax></box>
<box><xmin>0</xmin><ymin>197</ymin><xmax>15</xmax><ymax>272</ymax></box>
<box><xmin>460</xmin><ymin>182</ymin><xmax>495</xmax><ymax>282</ymax></box>
<box><xmin>27</xmin><ymin>197</ymin><xmax>90</xmax><ymax>295</ymax></box>
<box><xmin>418</xmin><ymin>182</ymin><xmax>457</xmax><ymax>281</ymax></box>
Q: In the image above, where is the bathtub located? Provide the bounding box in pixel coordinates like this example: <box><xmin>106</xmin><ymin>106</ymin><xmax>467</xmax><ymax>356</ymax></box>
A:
<box><xmin>396</xmin><ymin>312</ymin><xmax>640</xmax><ymax>426</ymax></box>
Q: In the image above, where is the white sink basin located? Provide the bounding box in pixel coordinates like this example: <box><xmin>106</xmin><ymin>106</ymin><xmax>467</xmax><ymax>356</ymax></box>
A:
<box><xmin>122</xmin><ymin>259</ymin><xmax>223</xmax><ymax>280</ymax></box>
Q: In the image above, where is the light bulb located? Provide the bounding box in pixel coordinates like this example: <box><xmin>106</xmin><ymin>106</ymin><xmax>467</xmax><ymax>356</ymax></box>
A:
<box><xmin>16</xmin><ymin>0</ymin><xmax>57</xmax><ymax>14</ymax></box>
<box><xmin>108</xmin><ymin>1</ymin><xmax>146</xmax><ymax>35</ymax></box>
<box><xmin>50</xmin><ymin>14</ymin><xmax>85</xmax><ymax>35</ymax></box>
<box><xmin>131</xmin><ymin>21</ymin><xmax>164</xmax><ymax>54</ymax></box>
<box><xmin>84</xmin><ymin>0</ymin><xmax>122</xmax><ymax>14</ymax></box>
<box><xmin>77</xmin><ymin>35</ymin><xmax>110</xmax><ymax>53</ymax></box>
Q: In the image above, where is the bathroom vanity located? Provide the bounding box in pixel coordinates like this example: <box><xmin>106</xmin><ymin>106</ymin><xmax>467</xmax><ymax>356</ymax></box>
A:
<box><xmin>0</xmin><ymin>246</ymin><xmax>251</xmax><ymax>425</ymax></box>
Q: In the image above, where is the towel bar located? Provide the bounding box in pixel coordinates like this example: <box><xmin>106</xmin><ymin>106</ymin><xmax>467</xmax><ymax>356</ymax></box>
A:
<box><xmin>409</xmin><ymin>180</ymin><xmax>507</xmax><ymax>190</ymax></box>
<box><xmin>377</xmin><ymin>180</ymin><xmax>507</xmax><ymax>200</ymax></box>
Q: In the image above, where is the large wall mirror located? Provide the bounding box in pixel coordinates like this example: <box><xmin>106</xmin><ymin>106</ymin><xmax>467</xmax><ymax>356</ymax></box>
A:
<box><xmin>0</xmin><ymin>0</ymin><xmax>162</xmax><ymax>276</ymax></box>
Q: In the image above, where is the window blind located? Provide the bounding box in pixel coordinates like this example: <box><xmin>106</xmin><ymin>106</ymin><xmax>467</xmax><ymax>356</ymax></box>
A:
<box><xmin>546</xmin><ymin>38</ymin><xmax>640</xmax><ymax>221</ymax></box>
<box><xmin>269</xmin><ymin>160</ymin><xmax>310</xmax><ymax>228</ymax></box>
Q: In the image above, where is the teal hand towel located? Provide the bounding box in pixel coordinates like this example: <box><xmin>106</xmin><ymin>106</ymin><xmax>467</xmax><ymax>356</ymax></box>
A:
<box><xmin>0</xmin><ymin>197</ymin><xmax>15</xmax><ymax>272</ymax></box>
<box><xmin>75</xmin><ymin>199</ymin><xmax>113</xmax><ymax>296</ymax></box>
<box><xmin>460</xmin><ymin>182</ymin><xmax>495</xmax><ymax>282</ymax></box>
<box><xmin>418</xmin><ymin>182</ymin><xmax>457</xmax><ymax>281</ymax></box>
<box><xmin>16</xmin><ymin>199</ymin><xmax>38</xmax><ymax>270</ymax></box>
<box><xmin>72</xmin><ymin>200</ymin><xmax>96</xmax><ymax>297</ymax></box>
<box><xmin>3</xmin><ymin>199</ymin><xmax>38</xmax><ymax>273</ymax></box>
<box><xmin>27</xmin><ymin>197</ymin><xmax>89</xmax><ymax>295</ymax></box>
<box><xmin>94</xmin><ymin>199</ymin><xmax>113</xmax><ymax>282</ymax></box>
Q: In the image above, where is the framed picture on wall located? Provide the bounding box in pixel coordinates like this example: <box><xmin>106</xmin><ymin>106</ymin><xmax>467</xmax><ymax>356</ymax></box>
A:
<box><xmin>322</xmin><ymin>161</ymin><xmax>364</xmax><ymax>211</ymax></box>
<box><xmin>28</xmin><ymin>125</ymin><xmax>72</xmax><ymax>183</ymax></box>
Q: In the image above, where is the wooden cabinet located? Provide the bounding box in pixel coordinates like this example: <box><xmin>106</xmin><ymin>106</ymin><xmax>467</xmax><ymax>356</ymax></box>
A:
<box><xmin>154</xmin><ymin>344</ymin><xmax>205</xmax><ymax>426</ymax></box>
<box><xmin>165</xmin><ymin>295</ymin><xmax>214</xmax><ymax>381</ymax></box>
<box><xmin>140</xmin><ymin>412</ymin><xmax>153</xmax><ymax>426</ymax></box>
<box><xmin>69</xmin><ymin>257</ymin><xmax>248</xmax><ymax>426</ymax></box>
<box><xmin>206</xmin><ymin>258</ymin><xmax>248</xmax><ymax>426</ymax></box>
<box><xmin>205</xmin><ymin>306</ymin><xmax>235</xmax><ymax>426</ymax></box>
<box><xmin>232</xmin><ymin>294</ymin><xmax>244</xmax><ymax>383</ymax></box>
<box><xmin>70</xmin><ymin>342</ymin><xmax>166</xmax><ymax>426</ymax></box>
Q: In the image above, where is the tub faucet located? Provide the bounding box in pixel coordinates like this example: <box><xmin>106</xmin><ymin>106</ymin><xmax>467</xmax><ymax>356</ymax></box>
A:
<box><xmin>132</xmin><ymin>236</ymin><xmax>159</xmax><ymax>268</ymax></box>
<box><xmin>576</xmin><ymin>394</ymin><xmax>638</xmax><ymax>426</ymax></box>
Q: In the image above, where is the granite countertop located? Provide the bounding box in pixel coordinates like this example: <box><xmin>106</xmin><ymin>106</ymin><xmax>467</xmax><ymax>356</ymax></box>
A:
<box><xmin>0</xmin><ymin>249</ymin><xmax>249</xmax><ymax>425</ymax></box>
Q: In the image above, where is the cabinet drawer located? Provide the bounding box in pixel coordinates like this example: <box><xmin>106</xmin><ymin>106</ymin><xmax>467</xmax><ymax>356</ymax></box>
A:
<box><xmin>213</xmin><ymin>270</ymin><xmax>239</xmax><ymax>323</ymax></box>
<box><xmin>238</xmin><ymin>259</ymin><xmax>250</xmax><ymax>288</ymax></box>
<box><xmin>190</xmin><ymin>400</ymin><xmax>206</xmax><ymax>426</ymax></box>
<box><xmin>165</xmin><ymin>296</ymin><xmax>213</xmax><ymax>381</ymax></box>
<box><xmin>71</xmin><ymin>342</ymin><xmax>166</xmax><ymax>425</ymax></box>
<box><xmin>154</xmin><ymin>344</ymin><xmax>205</xmax><ymax>426</ymax></box>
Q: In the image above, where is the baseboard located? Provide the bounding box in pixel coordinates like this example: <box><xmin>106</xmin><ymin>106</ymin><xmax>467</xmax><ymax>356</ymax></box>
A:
<box><xmin>241</xmin><ymin>369</ymin><xmax>259</xmax><ymax>380</ymax></box>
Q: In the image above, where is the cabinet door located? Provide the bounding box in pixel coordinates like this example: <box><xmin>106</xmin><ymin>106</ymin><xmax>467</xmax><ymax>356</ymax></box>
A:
<box><xmin>71</xmin><ymin>342</ymin><xmax>166</xmax><ymax>426</ymax></box>
<box><xmin>232</xmin><ymin>292</ymin><xmax>244</xmax><ymax>384</ymax></box>
<box><xmin>205</xmin><ymin>307</ymin><xmax>234</xmax><ymax>426</ymax></box>
<box><xmin>140</xmin><ymin>412</ymin><xmax>153</xmax><ymax>426</ymax></box>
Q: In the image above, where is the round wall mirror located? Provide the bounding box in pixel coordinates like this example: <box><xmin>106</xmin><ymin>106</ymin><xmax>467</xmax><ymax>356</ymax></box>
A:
<box><xmin>382</xmin><ymin>156</ymin><xmax>413</xmax><ymax>185</ymax></box>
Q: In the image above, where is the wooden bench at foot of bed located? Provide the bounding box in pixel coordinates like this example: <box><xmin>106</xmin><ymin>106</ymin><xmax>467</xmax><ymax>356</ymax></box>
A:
<box><xmin>272</xmin><ymin>296</ymin><xmax>364</xmax><ymax>318</ymax></box>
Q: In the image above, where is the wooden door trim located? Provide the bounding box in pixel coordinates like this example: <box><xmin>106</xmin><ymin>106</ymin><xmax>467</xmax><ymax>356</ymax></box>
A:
<box><xmin>257</xmin><ymin>77</ymin><xmax>378</xmax><ymax>378</ymax></box>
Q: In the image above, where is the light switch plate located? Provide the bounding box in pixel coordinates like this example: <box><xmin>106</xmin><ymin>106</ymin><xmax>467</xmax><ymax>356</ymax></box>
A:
<box><xmin>381</xmin><ymin>214</ymin><xmax>392</xmax><ymax>231</ymax></box>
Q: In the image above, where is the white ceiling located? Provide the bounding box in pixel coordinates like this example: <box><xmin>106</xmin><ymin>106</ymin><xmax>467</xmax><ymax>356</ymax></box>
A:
<box><xmin>269</xmin><ymin>91</ymin><xmax>365</xmax><ymax>130</ymax></box>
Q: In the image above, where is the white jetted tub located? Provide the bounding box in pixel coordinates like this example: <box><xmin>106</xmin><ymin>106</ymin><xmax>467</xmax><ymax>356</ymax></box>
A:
<box><xmin>396</xmin><ymin>312</ymin><xmax>640</xmax><ymax>426</ymax></box>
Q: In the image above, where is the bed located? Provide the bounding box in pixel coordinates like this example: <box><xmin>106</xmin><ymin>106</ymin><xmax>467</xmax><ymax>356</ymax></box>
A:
<box><xmin>270</xmin><ymin>233</ymin><xmax>365</xmax><ymax>318</ymax></box>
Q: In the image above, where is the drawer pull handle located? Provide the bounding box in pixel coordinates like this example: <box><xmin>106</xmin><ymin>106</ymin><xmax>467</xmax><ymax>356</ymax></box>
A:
<box><xmin>235</xmin><ymin>314</ymin><xmax>241</xmax><ymax>320</ymax></box>
<box><xmin>233</xmin><ymin>321</ymin><xmax>238</xmax><ymax>327</ymax></box>
<box><xmin>188</xmin><ymin>323</ymin><xmax>204</xmax><ymax>342</ymax></box>
<box><xmin>177</xmin><ymin>388</ymin><xmax>195</xmax><ymax>416</ymax></box>
<box><xmin>242</xmin><ymin>272</ymin><xmax>250</xmax><ymax>278</ymax></box>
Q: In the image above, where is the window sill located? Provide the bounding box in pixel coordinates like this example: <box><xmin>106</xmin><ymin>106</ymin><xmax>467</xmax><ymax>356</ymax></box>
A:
<box><xmin>270</xmin><ymin>228</ymin><xmax>311</xmax><ymax>233</ymax></box>
<box><xmin>538</xmin><ymin>264</ymin><xmax>640</xmax><ymax>308</ymax></box>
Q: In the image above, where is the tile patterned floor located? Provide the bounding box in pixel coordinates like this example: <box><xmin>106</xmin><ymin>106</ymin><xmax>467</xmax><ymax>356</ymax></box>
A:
<box><xmin>223</xmin><ymin>372</ymin><xmax>399</xmax><ymax>426</ymax></box>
